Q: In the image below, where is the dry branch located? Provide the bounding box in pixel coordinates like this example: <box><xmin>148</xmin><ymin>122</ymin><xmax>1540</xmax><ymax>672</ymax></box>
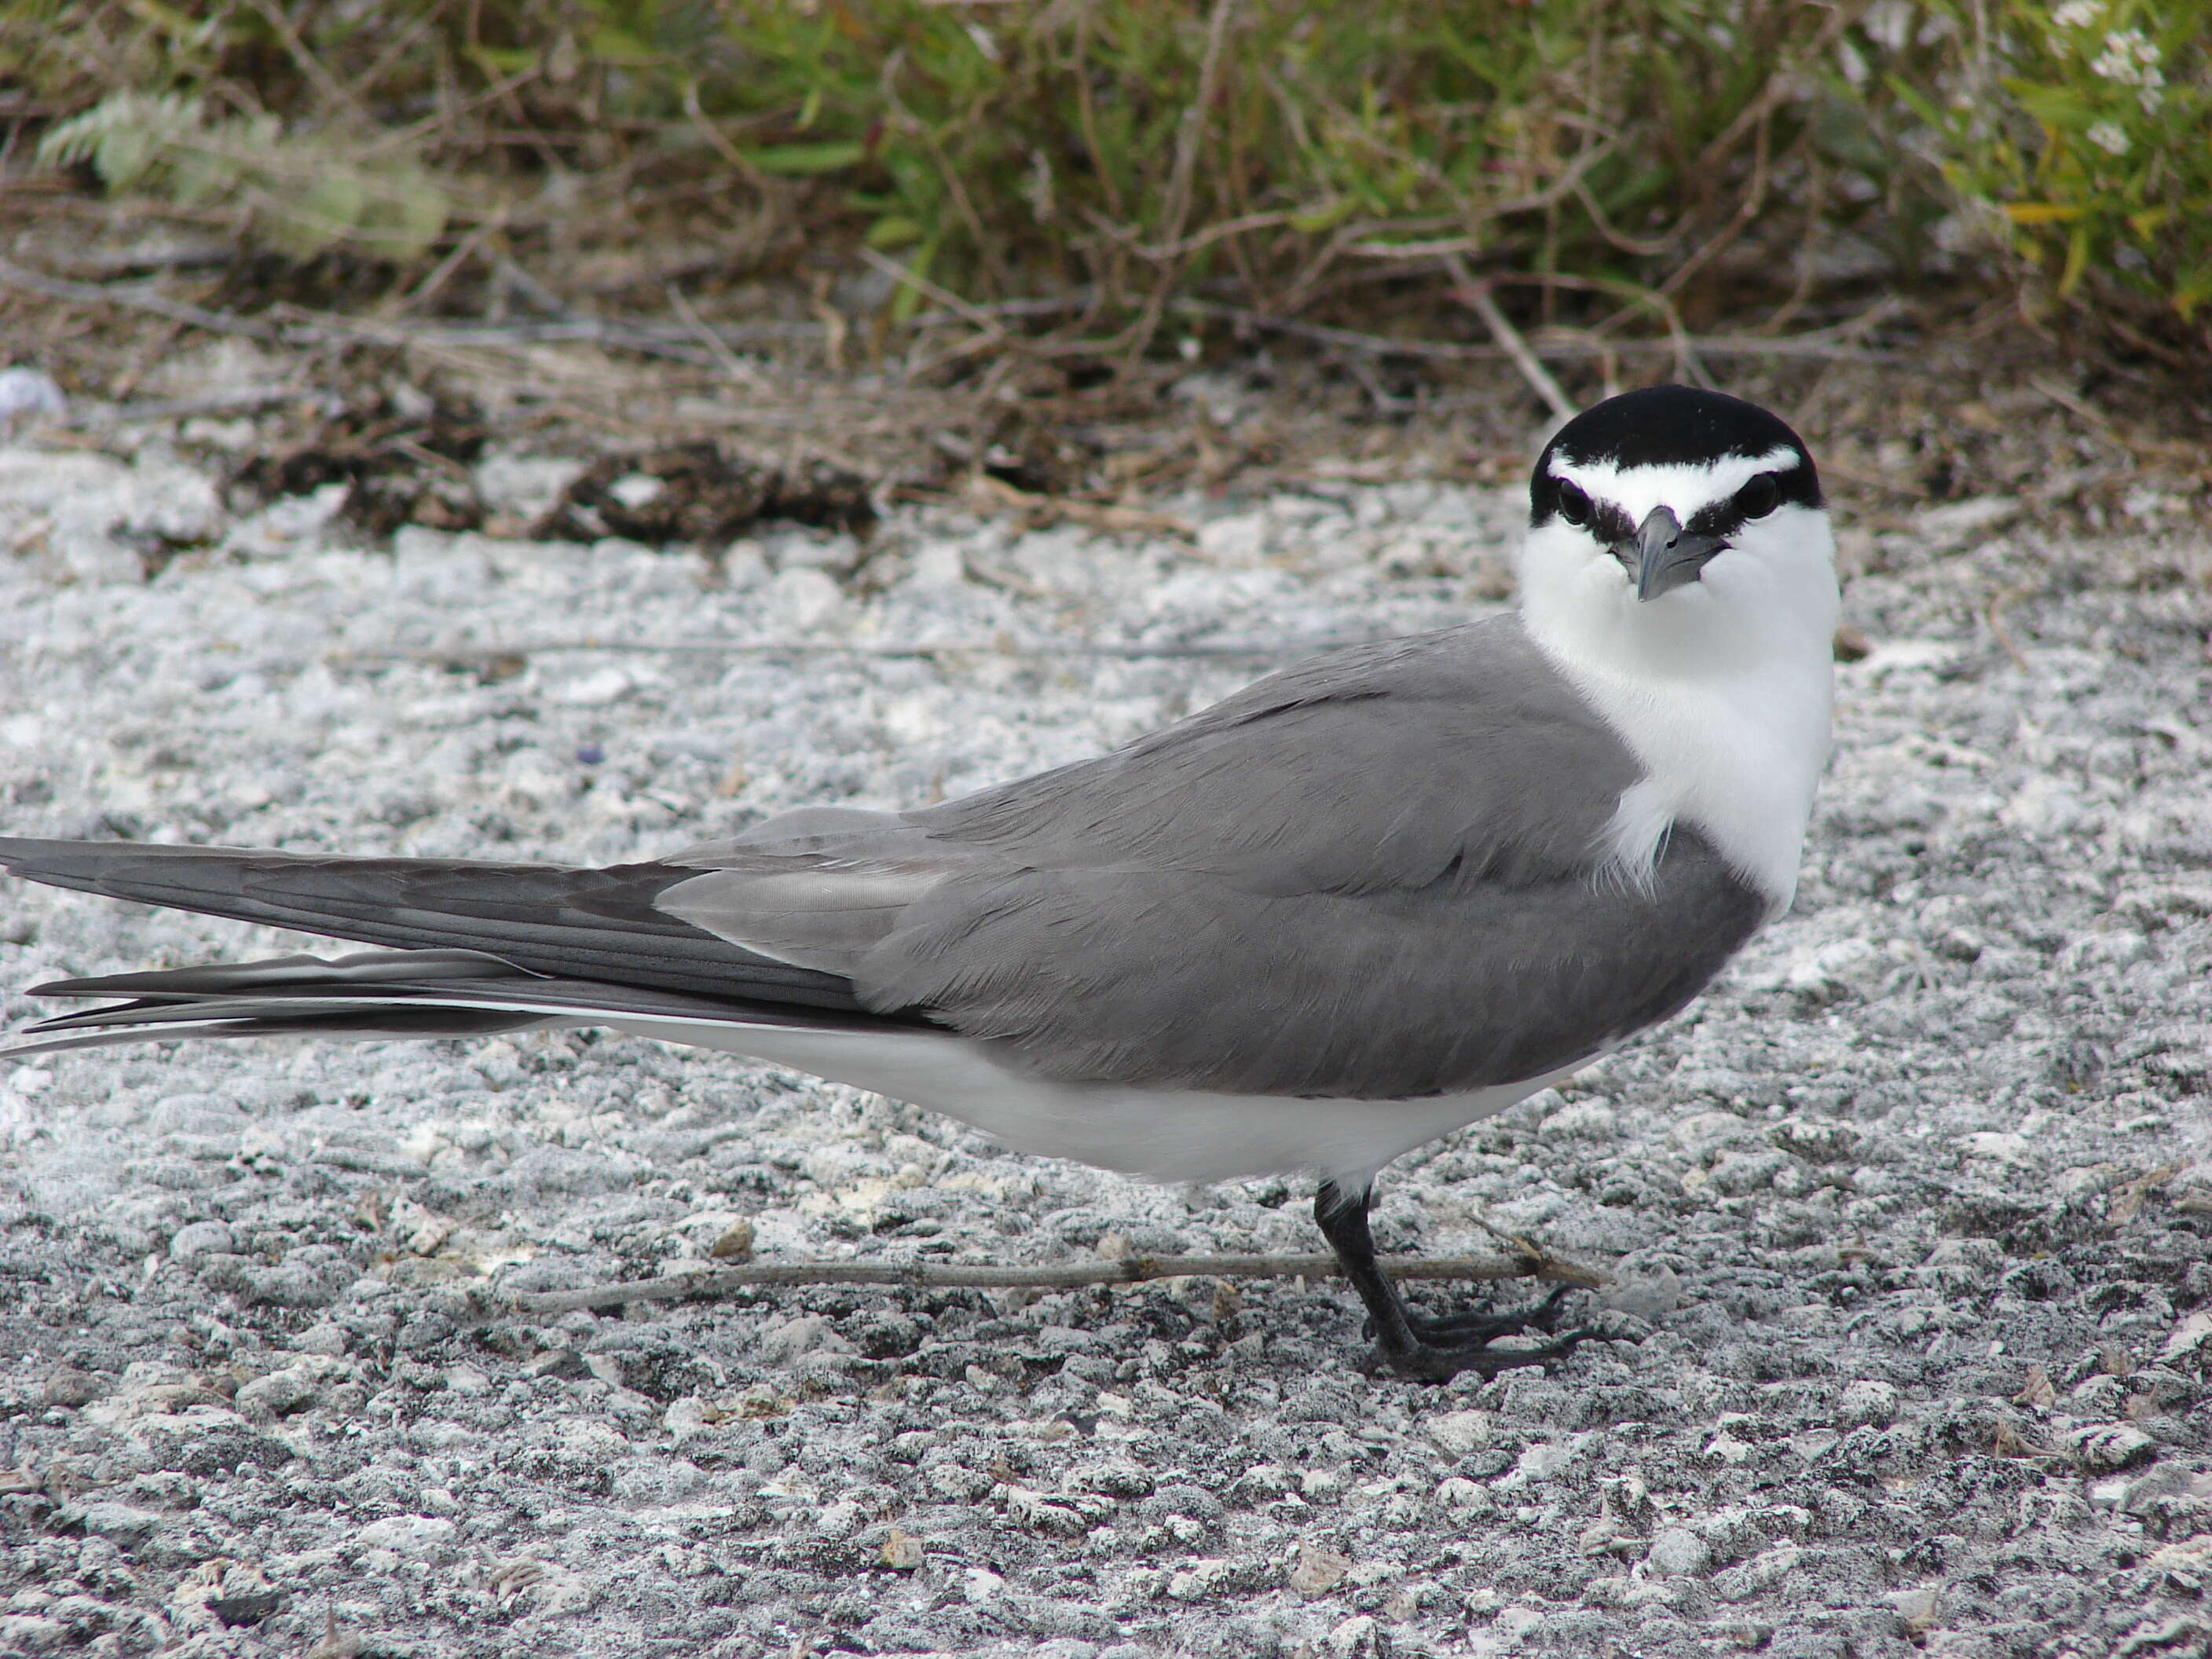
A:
<box><xmin>0</xmin><ymin>255</ymin><xmax>280</xmax><ymax>340</ymax></box>
<box><xmin>1446</xmin><ymin>258</ymin><xmax>1574</xmax><ymax>422</ymax></box>
<box><xmin>506</xmin><ymin>1247</ymin><xmax>1605</xmax><ymax>1317</ymax></box>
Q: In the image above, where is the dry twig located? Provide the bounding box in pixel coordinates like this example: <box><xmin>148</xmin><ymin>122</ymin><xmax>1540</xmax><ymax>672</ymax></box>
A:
<box><xmin>961</xmin><ymin>473</ymin><xmax>1196</xmax><ymax>542</ymax></box>
<box><xmin>507</xmin><ymin>1247</ymin><xmax>1605</xmax><ymax>1317</ymax></box>
<box><xmin>1983</xmin><ymin>583</ymin><xmax>2036</xmax><ymax>670</ymax></box>
<box><xmin>0</xmin><ymin>256</ymin><xmax>280</xmax><ymax>340</ymax></box>
<box><xmin>1445</xmin><ymin>257</ymin><xmax>1574</xmax><ymax>422</ymax></box>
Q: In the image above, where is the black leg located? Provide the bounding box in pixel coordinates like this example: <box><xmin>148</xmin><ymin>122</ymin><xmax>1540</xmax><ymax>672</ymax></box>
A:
<box><xmin>1313</xmin><ymin>1181</ymin><xmax>1594</xmax><ymax>1382</ymax></box>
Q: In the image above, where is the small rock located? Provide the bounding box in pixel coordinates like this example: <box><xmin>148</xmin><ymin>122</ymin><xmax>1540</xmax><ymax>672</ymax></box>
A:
<box><xmin>1671</xmin><ymin>1111</ymin><xmax>1763</xmax><ymax>1159</ymax></box>
<box><xmin>1837</xmin><ymin>1379</ymin><xmax>1899</xmax><ymax>1427</ymax></box>
<box><xmin>1915</xmin><ymin>494</ymin><xmax>2020</xmax><ymax>546</ymax></box>
<box><xmin>69</xmin><ymin>1502</ymin><xmax>164</xmax><ymax>1541</ymax></box>
<box><xmin>235</xmin><ymin>1365</ymin><xmax>322</xmax><ymax>1419</ymax></box>
<box><xmin>1288</xmin><ymin>1541</ymin><xmax>1352</xmax><ymax>1599</ymax></box>
<box><xmin>290</xmin><ymin>1323</ymin><xmax>350</xmax><ymax>1357</ymax></box>
<box><xmin>353</xmin><ymin>1515</ymin><xmax>458</xmax><ymax>1558</ymax></box>
<box><xmin>0</xmin><ymin>1615</ymin><xmax>64</xmax><ymax>1651</ymax></box>
<box><xmin>1426</xmin><ymin>1408</ymin><xmax>1491</xmax><ymax>1455</ymax></box>
<box><xmin>2066</xmin><ymin>1423</ymin><xmax>2158</xmax><ymax>1471</ymax></box>
<box><xmin>881</xmin><ymin>1529</ymin><xmax>924</xmax><ymax>1571</ymax></box>
<box><xmin>1715</xmin><ymin>1544</ymin><xmax>1804</xmax><ymax>1601</ymax></box>
<box><xmin>1932</xmin><ymin>926</ymin><xmax>1985</xmax><ymax>963</ymax></box>
<box><xmin>211</xmin><ymin>1588</ymin><xmax>284</xmax><ymax>1628</ymax></box>
<box><xmin>1325</xmin><ymin>1613</ymin><xmax>1379</xmax><ymax>1655</ymax></box>
<box><xmin>1539</xmin><ymin>1097</ymin><xmax>1617</xmax><ymax>1137</ymax></box>
<box><xmin>1599</xmin><ymin>1267</ymin><xmax>1683</xmax><ymax>1318</ymax></box>
<box><xmin>1495</xmin><ymin>1606</ymin><xmax>1546</xmax><ymax>1639</ymax></box>
<box><xmin>1646</xmin><ymin>1526</ymin><xmax>1712</xmax><ymax>1577</ymax></box>
<box><xmin>1785</xmin><ymin>938</ymin><xmax>1877</xmax><ymax>998</ymax></box>
<box><xmin>42</xmin><ymin>1368</ymin><xmax>101</xmax><ymax>1408</ymax></box>
<box><xmin>2159</xmin><ymin>1309</ymin><xmax>2212</xmax><ymax>1364</ymax></box>
<box><xmin>167</xmin><ymin>1221</ymin><xmax>235</xmax><ymax>1262</ymax></box>
<box><xmin>1511</xmin><ymin>1441</ymin><xmax>1578</xmax><ymax>1481</ymax></box>
<box><xmin>1959</xmin><ymin>1132</ymin><xmax>2033</xmax><ymax>1164</ymax></box>
<box><xmin>1703</xmin><ymin>1429</ymin><xmax>1756</xmax><ymax>1464</ymax></box>
<box><xmin>2144</xmin><ymin>1536</ymin><xmax>2212</xmax><ymax>1591</ymax></box>
<box><xmin>1166</xmin><ymin>1558</ymin><xmax>1232</xmax><ymax>1600</ymax></box>
<box><xmin>1888</xmin><ymin>1585</ymin><xmax>1943</xmax><ymax>1634</ymax></box>
<box><xmin>0</xmin><ymin>367</ymin><xmax>66</xmax><ymax>424</ymax></box>
<box><xmin>763</xmin><ymin>566</ymin><xmax>844</xmax><ymax>632</ymax></box>
<box><xmin>755</xmin><ymin>1315</ymin><xmax>853</xmax><ymax>1366</ymax></box>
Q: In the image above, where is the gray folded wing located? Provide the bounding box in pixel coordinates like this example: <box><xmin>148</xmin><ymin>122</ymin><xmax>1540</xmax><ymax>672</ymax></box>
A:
<box><xmin>659</xmin><ymin>617</ymin><xmax>1768</xmax><ymax>1099</ymax></box>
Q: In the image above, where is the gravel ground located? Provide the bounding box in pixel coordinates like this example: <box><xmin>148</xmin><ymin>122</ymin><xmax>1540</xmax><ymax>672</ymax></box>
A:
<box><xmin>1</xmin><ymin>429</ymin><xmax>2209</xmax><ymax>1659</ymax></box>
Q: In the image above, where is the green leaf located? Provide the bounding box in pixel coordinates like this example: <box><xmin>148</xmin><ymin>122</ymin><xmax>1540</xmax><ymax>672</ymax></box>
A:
<box><xmin>2058</xmin><ymin>218</ymin><xmax>2093</xmax><ymax>295</ymax></box>
<box><xmin>1289</xmin><ymin>197</ymin><xmax>1359</xmax><ymax>234</ymax></box>
<box><xmin>2173</xmin><ymin>266</ymin><xmax>2212</xmax><ymax>319</ymax></box>
<box><xmin>2003</xmin><ymin>201</ymin><xmax>2086</xmax><ymax>224</ymax></box>
<box><xmin>269</xmin><ymin>169</ymin><xmax>368</xmax><ymax>261</ymax></box>
<box><xmin>2008</xmin><ymin>82</ymin><xmax>2094</xmax><ymax>127</ymax></box>
<box><xmin>587</xmin><ymin>27</ymin><xmax>661</xmax><ymax>68</ymax></box>
<box><xmin>739</xmin><ymin>142</ymin><xmax>866</xmax><ymax>176</ymax></box>
<box><xmin>866</xmin><ymin>214</ymin><xmax>925</xmax><ymax>248</ymax></box>
<box><xmin>888</xmin><ymin>236</ymin><xmax>940</xmax><ymax>324</ymax></box>
<box><xmin>466</xmin><ymin>46</ymin><xmax>537</xmax><ymax>76</ymax></box>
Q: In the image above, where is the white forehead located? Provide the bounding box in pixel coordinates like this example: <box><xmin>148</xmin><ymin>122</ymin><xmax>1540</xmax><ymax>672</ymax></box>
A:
<box><xmin>1550</xmin><ymin>445</ymin><xmax>1802</xmax><ymax>524</ymax></box>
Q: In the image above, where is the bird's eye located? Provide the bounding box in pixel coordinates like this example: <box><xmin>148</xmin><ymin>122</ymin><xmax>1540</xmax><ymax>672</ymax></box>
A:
<box><xmin>1556</xmin><ymin>482</ymin><xmax>1594</xmax><ymax>528</ymax></box>
<box><xmin>1736</xmin><ymin>472</ymin><xmax>1782</xmax><ymax>518</ymax></box>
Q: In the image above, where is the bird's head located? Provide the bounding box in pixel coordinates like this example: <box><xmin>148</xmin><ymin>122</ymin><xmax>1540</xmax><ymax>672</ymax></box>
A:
<box><xmin>1518</xmin><ymin>385</ymin><xmax>1839</xmax><ymax>672</ymax></box>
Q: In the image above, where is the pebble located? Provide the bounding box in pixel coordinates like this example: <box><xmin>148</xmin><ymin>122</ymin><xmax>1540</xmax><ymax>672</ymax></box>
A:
<box><xmin>1647</xmin><ymin>1528</ymin><xmax>1714</xmax><ymax>1577</ymax></box>
<box><xmin>166</xmin><ymin>1221</ymin><xmax>235</xmax><ymax>1261</ymax></box>
<box><xmin>0</xmin><ymin>445</ymin><xmax>2205</xmax><ymax>1658</ymax></box>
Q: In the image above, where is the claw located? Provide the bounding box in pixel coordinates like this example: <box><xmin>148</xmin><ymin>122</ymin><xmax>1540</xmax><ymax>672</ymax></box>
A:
<box><xmin>1372</xmin><ymin>1328</ymin><xmax>1597</xmax><ymax>1384</ymax></box>
<box><xmin>1406</xmin><ymin>1283</ymin><xmax>1577</xmax><ymax>1346</ymax></box>
<box><xmin>1314</xmin><ymin>1180</ymin><xmax>1606</xmax><ymax>1386</ymax></box>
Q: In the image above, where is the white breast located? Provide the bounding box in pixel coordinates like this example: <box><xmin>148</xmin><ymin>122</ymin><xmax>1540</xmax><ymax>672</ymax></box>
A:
<box><xmin>1516</xmin><ymin>504</ymin><xmax>1840</xmax><ymax>914</ymax></box>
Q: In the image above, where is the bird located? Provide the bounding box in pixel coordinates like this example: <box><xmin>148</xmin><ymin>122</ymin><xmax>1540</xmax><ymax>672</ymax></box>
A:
<box><xmin>0</xmin><ymin>384</ymin><xmax>1840</xmax><ymax>1382</ymax></box>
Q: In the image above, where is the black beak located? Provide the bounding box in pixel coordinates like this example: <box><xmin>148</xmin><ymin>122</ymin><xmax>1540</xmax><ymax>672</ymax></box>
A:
<box><xmin>1615</xmin><ymin>507</ymin><xmax>1726</xmax><ymax>602</ymax></box>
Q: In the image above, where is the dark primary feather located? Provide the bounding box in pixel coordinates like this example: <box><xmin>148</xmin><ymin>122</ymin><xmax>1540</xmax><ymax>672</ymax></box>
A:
<box><xmin>0</xmin><ymin>838</ymin><xmax>865</xmax><ymax>1011</ymax></box>
<box><xmin>4</xmin><ymin>948</ymin><xmax>925</xmax><ymax>1059</ymax></box>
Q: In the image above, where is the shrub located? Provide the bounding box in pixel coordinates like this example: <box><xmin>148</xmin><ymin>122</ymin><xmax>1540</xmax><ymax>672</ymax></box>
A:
<box><xmin>1906</xmin><ymin>0</ymin><xmax>2210</xmax><ymax>330</ymax></box>
<box><xmin>0</xmin><ymin>0</ymin><xmax>2203</xmax><ymax>357</ymax></box>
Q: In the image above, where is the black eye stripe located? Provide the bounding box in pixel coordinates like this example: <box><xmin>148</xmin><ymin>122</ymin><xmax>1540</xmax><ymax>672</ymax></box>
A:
<box><xmin>1540</xmin><ymin>461</ymin><xmax>1815</xmax><ymax>537</ymax></box>
<box><xmin>1686</xmin><ymin>470</ymin><xmax>1800</xmax><ymax>537</ymax></box>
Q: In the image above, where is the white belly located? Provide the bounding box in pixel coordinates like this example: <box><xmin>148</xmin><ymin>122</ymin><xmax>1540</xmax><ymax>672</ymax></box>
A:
<box><xmin>603</xmin><ymin>1016</ymin><xmax>1581</xmax><ymax>1188</ymax></box>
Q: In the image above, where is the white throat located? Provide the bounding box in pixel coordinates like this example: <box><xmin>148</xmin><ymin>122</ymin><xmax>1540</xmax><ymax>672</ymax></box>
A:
<box><xmin>1515</xmin><ymin>503</ymin><xmax>1840</xmax><ymax>914</ymax></box>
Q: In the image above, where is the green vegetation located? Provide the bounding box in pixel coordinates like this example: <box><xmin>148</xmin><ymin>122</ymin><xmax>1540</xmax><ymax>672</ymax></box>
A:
<box><xmin>1903</xmin><ymin>0</ymin><xmax>2210</xmax><ymax>328</ymax></box>
<box><xmin>1</xmin><ymin>0</ymin><xmax>2204</xmax><ymax>353</ymax></box>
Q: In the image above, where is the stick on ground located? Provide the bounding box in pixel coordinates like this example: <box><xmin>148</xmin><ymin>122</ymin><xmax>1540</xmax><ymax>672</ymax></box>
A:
<box><xmin>505</xmin><ymin>1249</ymin><xmax>1606</xmax><ymax>1317</ymax></box>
